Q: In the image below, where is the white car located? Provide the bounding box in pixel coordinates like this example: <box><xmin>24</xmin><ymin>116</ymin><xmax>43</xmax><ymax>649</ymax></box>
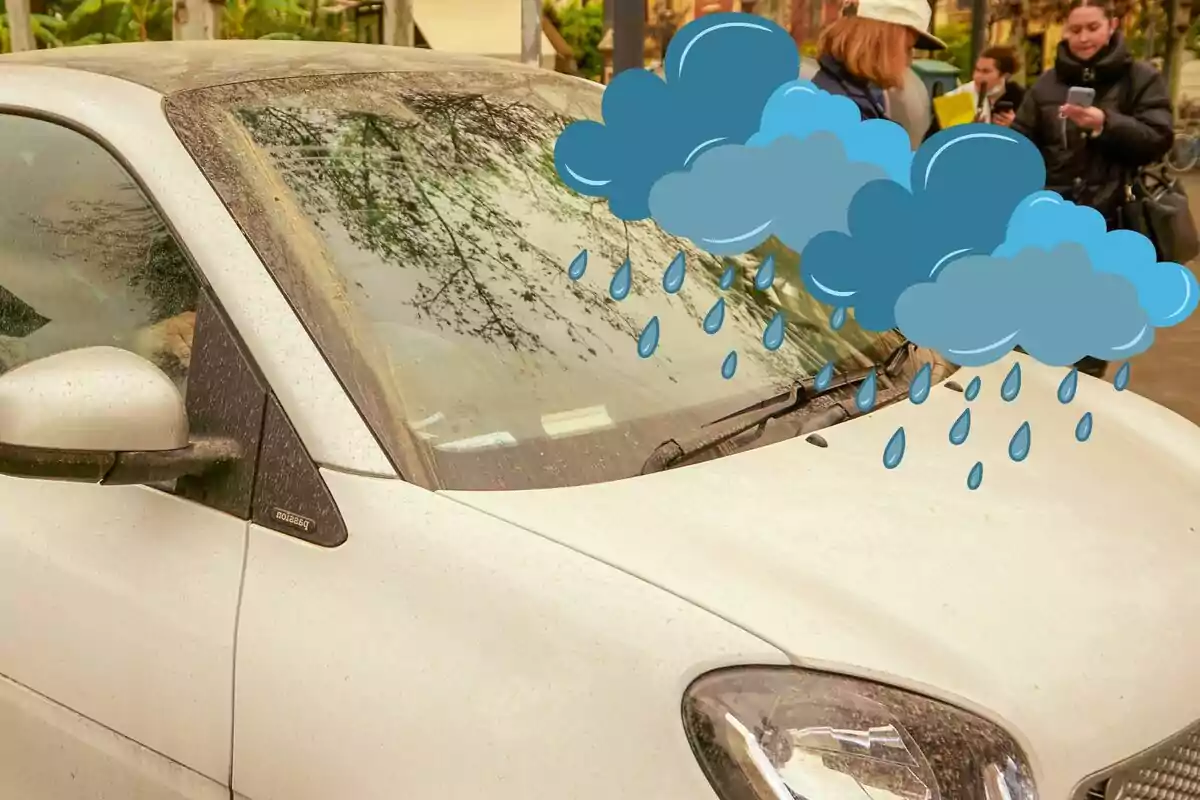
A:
<box><xmin>0</xmin><ymin>40</ymin><xmax>1198</xmax><ymax>800</ymax></box>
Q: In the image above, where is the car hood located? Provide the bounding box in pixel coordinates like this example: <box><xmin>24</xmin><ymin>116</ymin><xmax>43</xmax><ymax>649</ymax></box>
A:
<box><xmin>442</xmin><ymin>355</ymin><xmax>1200</xmax><ymax>798</ymax></box>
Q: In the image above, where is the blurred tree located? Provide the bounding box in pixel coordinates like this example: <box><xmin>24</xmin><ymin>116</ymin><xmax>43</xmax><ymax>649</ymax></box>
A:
<box><xmin>1165</xmin><ymin>0</ymin><xmax>1193</xmax><ymax>112</ymax></box>
<box><xmin>1</xmin><ymin>0</ymin><xmax>353</xmax><ymax>47</ymax></box>
<box><xmin>930</xmin><ymin>20</ymin><xmax>973</xmax><ymax>81</ymax></box>
<box><xmin>2</xmin><ymin>0</ymin><xmax>172</xmax><ymax>46</ymax></box>
<box><xmin>1125</xmin><ymin>0</ymin><xmax>1166</xmax><ymax>59</ymax></box>
<box><xmin>546</xmin><ymin>0</ymin><xmax>604</xmax><ymax>80</ymax></box>
<box><xmin>1</xmin><ymin>0</ymin><xmax>50</xmax><ymax>50</ymax></box>
<box><xmin>62</xmin><ymin>0</ymin><xmax>173</xmax><ymax>43</ymax></box>
<box><xmin>222</xmin><ymin>0</ymin><xmax>352</xmax><ymax>40</ymax></box>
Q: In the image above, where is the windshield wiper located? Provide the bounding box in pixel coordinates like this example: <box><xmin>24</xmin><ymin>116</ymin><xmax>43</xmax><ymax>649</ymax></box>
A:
<box><xmin>637</xmin><ymin>338</ymin><xmax>918</xmax><ymax>476</ymax></box>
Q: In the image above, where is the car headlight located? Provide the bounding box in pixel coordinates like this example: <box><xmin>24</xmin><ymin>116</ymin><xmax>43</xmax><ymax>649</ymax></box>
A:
<box><xmin>683</xmin><ymin>666</ymin><xmax>1037</xmax><ymax>800</ymax></box>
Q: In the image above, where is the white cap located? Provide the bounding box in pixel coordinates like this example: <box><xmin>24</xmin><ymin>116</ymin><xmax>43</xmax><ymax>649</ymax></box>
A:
<box><xmin>843</xmin><ymin>0</ymin><xmax>947</xmax><ymax>50</ymax></box>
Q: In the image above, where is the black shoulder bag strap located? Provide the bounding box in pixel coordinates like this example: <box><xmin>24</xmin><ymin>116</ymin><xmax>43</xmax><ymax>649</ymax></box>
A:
<box><xmin>1115</xmin><ymin>63</ymin><xmax>1197</xmax><ymax>261</ymax></box>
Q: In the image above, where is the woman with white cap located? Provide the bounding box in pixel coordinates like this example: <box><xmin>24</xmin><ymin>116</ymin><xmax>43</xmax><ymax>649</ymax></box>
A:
<box><xmin>813</xmin><ymin>0</ymin><xmax>946</xmax><ymax>121</ymax></box>
<box><xmin>804</xmin><ymin>0</ymin><xmax>957</xmax><ymax>386</ymax></box>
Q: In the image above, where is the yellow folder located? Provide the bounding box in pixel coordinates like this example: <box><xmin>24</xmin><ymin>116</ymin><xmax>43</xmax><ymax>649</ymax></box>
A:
<box><xmin>933</xmin><ymin>90</ymin><xmax>978</xmax><ymax>129</ymax></box>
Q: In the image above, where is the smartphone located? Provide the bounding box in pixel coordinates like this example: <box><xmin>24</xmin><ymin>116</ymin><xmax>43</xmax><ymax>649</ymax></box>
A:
<box><xmin>993</xmin><ymin>100</ymin><xmax>1015</xmax><ymax>114</ymax></box>
<box><xmin>1066</xmin><ymin>86</ymin><xmax>1096</xmax><ymax>107</ymax></box>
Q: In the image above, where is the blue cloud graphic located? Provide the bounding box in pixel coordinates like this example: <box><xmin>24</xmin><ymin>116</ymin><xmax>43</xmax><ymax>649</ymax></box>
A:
<box><xmin>894</xmin><ymin>243</ymin><xmax>1153</xmax><ymax>366</ymax></box>
<box><xmin>800</xmin><ymin>124</ymin><xmax>1047</xmax><ymax>330</ymax></box>
<box><xmin>553</xmin><ymin>12</ymin><xmax>800</xmax><ymax>221</ymax></box>
<box><xmin>749</xmin><ymin>80</ymin><xmax>913</xmax><ymax>188</ymax></box>
<box><xmin>648</xmin><ymin>134</ymin><xmax>888</xmax><ymax>256</ymax></box>
<box><xmin>994</xmin><ymin>191</ymin><xmax>1200</xmax><ymax>327</ymax></box>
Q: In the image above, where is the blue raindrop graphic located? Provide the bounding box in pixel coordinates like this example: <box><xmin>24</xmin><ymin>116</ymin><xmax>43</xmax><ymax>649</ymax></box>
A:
<box><xmin>909</xmin><ymin>363</ymin><xmax>932</xmax><ymax>405</ymax></box>
<box><xmin>815</xmin><ymin>362</ymin><xmax>835</xmax><ymax>392</ymax></box>
<box><xmin>703</xmin><ymin>298</ymin><xmax>726</xmax><ymax>334</ymax></box>
<box><xmin>762</xmin><ymin>312</ymin><xmax>785</xmax><ymax>351</ymax></box>
<box><xmin>568</xmin><ymin>250</ymin><xmax>587</xmax><ymax>281</ymax></box>
<box><xmin>830</xmin><ymin>306</ymin><xmax>847</xmax><ymax>331</ymax></box>
<box><xmin>662</xmin><ymin>252</ymin><xmax>686</xmax><ymax>294</ymax></box>
<box><xmin>882</xmin><ymin>427</ymin><xmax>906</xmax><ymax>469</ymax></box>
<box><xmin>1057</xmin><ymin>368</ymin><xmax>1079</xmax><ymax>404</ymax></box>
<box><xmin>1114</xmin><ymin>361</ymin><xmax>1131</xmax><ymax>391</ymax></box>
<box><xmin>719</xmin><ymin>265</ymin><xmax>736</xmax><ymax>290</ymax></box>
<box><xmin>1075</xmin><ymin>411</ymin><xmax>1094</xmax><ymax>442</ymax></box>
<box><xmin>948</xmin><ymin>408</ymin><xmax>971</xmax><ymax>445</ymax></box>
<box><xmin>721</xmin><ymin>350</ymin><xmax>738</xmax><ymax>379</ymax></box>
<box><xmin>965</xmin><ymin>376</ymin><xmax>982</xmax><ymax>401</ymax></box>
<box><xmin>637</xmin><ymin>317</ymin><xmax>660</xmax><ymax>358</ymax></box>
<box><xmin>753</xmin><ymin>255</ymin><xmax>776</xmax><ymax>291</ymax></box>
<box><xmin>609</xmin><ymin>258</ymin><xmax>632</xmax><ymax>301</ymax></box>
<box><xmin>855</xmin><ymin>368</ymin><xmax>877</xmax><ymax>412</ymax></box>
<box><xmin>1008</xmin><ymin>421</ymin><xmax>1032</xmax><ymax>462</ymax></box>
<box><xmin>967</xmin><ymin>461</ymin><xmax>984</xmax><ymax>490</ymax></box>
<box><xmin>1000</xmin><ymin>362</ymin><xmax>1022</xmax><ymax>402</ymax></box>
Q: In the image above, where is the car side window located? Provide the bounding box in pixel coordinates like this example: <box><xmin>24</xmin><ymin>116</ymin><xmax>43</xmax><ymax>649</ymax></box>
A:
<box><xmin>0</xmin><ymin>114</ymin><xmax>199</xmax><ymax>394</ymax></box>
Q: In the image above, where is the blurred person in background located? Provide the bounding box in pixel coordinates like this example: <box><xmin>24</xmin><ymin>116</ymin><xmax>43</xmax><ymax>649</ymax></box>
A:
<box><xmin>1010</xmin><ymin>0</ymin><xmax>1172</xmax><ymax>378</ymax></box>
<box><xmin>814</xmin><ymin>0</ymin><xmax>946</xmax><ymax>121</ymax></box>
<box><xmin>975</xmin><ymin>46</ymin><xmax>1026</xmax><ymax>125</ymax></box>
<box><xmin>927</xmin><ymin>46</ymin><xmax>1025</xmax><ymax>138</ymax></box>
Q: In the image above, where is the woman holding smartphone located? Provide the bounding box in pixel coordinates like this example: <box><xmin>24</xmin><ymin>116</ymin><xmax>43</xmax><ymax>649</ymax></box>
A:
<box><xmin>969</xmin><ymin>47</ymin><xmax>1025</xmax><ymax>126</ymax></box>
<box><xmin>922</xmin><ymin>46</ymin><xmax>1024</xmax><ymax>140</ymax></box>
<box><xmin>1011</xmin><ymin>0</ymin><xmax>1172</xmax><ymax>228</ymax></box>
<box><xmin>1010</xmin><ymin>0</ymin><xmax>1173</xmax><ymax>377</ymax></box>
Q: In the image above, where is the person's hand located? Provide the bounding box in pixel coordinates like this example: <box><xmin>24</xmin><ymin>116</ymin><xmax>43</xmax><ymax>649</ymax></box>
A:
<box><xmin>1060</xmin><ymin>104</ymin><xmax>1106</xmax><ymax>132</ymax></box>
<box><xmin>994</xmin><ymin>110</ymin><xmax>1016</xmax><ymax>127</ymax></box>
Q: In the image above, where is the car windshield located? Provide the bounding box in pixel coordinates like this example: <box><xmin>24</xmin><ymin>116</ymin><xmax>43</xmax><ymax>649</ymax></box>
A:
<box><xmin>169</xmin><ymin>68</ymin><xmax>909</xmax><ymax>491</ymax></box>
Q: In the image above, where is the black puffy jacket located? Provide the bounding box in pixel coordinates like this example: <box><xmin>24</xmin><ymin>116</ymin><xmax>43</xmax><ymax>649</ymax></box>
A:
<box><xmin>1011</xmin><ymin>34</ymin><xmax>1173</xmax><ymax>228</ymax></box>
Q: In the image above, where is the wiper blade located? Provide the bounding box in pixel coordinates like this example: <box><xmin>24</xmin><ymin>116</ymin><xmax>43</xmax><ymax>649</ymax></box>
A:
<box><xmin>637</xmin><ymin>339</ymin><xmax>916</xmax><ymax>476</ymax></box>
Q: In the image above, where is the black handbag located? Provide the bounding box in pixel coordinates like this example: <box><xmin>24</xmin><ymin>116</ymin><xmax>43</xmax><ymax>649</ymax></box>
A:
<box><xmin>1122</xmin><ymin>165</ymin><xmax>1200</xmax><ymax>264</ymax></box>
<box><xmin>1116</xmin><ymin>63</ymin><xmax>1200</xmax><ymax>264</ymax></box>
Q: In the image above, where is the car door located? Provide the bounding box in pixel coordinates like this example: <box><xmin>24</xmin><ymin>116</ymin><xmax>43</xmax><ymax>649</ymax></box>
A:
<box><xmin>0</xmin><ymin>112</ymin><xmax>245</xmax><ymax>799</ymax></box>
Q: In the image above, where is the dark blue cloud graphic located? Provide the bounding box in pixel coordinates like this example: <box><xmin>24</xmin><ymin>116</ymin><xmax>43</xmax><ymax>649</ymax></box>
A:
<box><xmin>800</xmin><ymin>124</ymin><xmax>1047</xmax><ymax>331</ymax></box>
<box><xmin>894</xmin><ymin>243</ymin><xmax>1153</xmax><ymax>367</ymax></box>
<box><xmin>994</xmin><ymin>191</ymin><xmax>1200</xmax><ymax>327</ymax></box>
<box><xmin>749</xmin><ymin>80</ymin><xmax>913</xmax><ymax>188</ymax></box>
<box><xmin>648</xmin><ymin>134</ymin><xmax>888</xmax><ymax>256</ymax></box>
<box><xmin>553</xmin><ymin>13</ymin><xmax>799</xmax><ymax>221</ymax></box>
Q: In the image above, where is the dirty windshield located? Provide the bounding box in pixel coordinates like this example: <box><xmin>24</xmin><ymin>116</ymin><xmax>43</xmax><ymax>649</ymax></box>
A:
<box><xmin>170</xmin><ymin>70</ymin><xmax>905</xmax><ymax>491</ymax></box>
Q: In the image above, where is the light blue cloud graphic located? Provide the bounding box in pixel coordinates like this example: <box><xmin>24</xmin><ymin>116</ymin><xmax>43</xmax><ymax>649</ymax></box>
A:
<box><xmin>801</xmin><ymin>124</ymin><xmax>1047</xmax><ymax>330</ymax></box>
<box><xmin>749</xmin><ymin>80</ymin><xmax>914</xmax><ymax>188</ymax></box>
<box><xmin>894</xmin><ymin>243</ymin><xmax>1154</xmax><ymax>367</ymax></box>
<box><xmin>552</xmin><ymin>12</ymin><xmax>800</xmax><ymax>221</ymax></box>
<box><xmin>553</xmin><ymin>7</ymin><xmax>1191</xmax><ymax>399</ymax></box>
<box><xmin>648</xmin><ymin>133</ymin><xmax>888</xmax><ymax>256</ymax></box>
<box><xmin>994</xmin><ymin>191</ymin><xmax>1200</xmax><ymax>327</ymax></box>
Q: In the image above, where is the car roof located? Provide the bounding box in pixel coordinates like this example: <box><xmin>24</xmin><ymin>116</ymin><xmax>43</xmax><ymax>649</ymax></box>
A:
<box><xmin>0</xmin><ymin>40</ymin><xmax>543</xmax><ymax>96</ymax></box>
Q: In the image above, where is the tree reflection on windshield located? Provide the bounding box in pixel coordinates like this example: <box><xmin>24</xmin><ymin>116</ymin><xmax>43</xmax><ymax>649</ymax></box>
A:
<box><xmin>236</xmin><ymin>98</ymin><xmax>630</xmax><ymax>357</ymax></box>
<box><xmin>185</xmin><ymin>71</ymin><xmax>898</xmax><ymax>489</ymax></box>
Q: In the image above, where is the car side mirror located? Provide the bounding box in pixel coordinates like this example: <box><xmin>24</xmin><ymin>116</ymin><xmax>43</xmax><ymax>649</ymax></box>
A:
<box><xmin>0</xmin><ymin>346</ymin><xmax>240</xmax><ymax>485</ymax></box>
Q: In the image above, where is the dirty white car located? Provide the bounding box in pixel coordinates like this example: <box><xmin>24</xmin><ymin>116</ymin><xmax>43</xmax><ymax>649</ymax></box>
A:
<box><xmin>0</xmin><ymin>41</ymin><xmax>1198</xmax><ymax>800</ymax></box>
